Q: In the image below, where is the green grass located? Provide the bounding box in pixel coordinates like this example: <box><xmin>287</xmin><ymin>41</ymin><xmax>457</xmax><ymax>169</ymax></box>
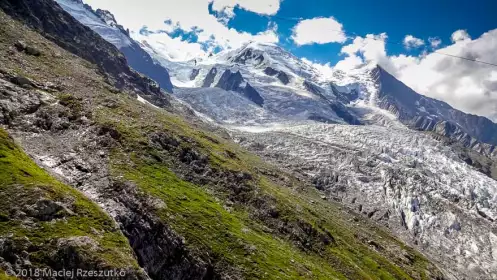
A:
<box><xmin>0</xmin><ymin>270</ymin><xmax>17</xmax><ymax>280</ymax></box>
<box><xmin>112</xmin><ymin>154</ymin><xmax>347</xmax><ymax>279</ymax></box>
<box><xmin>101</xmin><ymin>94</ymin><xmax>440</xmax><ymax>279</ymax></box>
<box><xmin>0</xmin><ymin>128</ymin><xmax>139</xmax><ymax>270</ymax></box>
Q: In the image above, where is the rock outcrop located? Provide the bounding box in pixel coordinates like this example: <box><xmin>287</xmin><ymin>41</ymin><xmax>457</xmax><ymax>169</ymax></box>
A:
<box><xmin>264</xmin><ymin>67</ymin><xmax>290</xmax><ymax>85</ymax></box>
<box><xmin>215</xmin><ymin>70</ymin><xmax>264</xmax><ymax>106</ymax></box>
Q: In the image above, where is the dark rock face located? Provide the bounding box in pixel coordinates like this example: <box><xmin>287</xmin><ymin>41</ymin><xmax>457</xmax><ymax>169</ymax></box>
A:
<box><xmin>232</xmin><ymin>48</ymin><xmax>264</xmax><ymax>65</ymax></box>
<box><xmin>0</xmin><ymin>0</ymin><xmax>168</xmax><ymax>100</ymax></box>
<box><xmin>264</xmin><ymin>67</ymin><xmax>290</xmax><ymax>85</ymax></box>
<box><xmin>94</xmin><ymin>8</ymin><xmax>129</xmax><ymax>36</ymax></box>
<box><xmin>120</xmin><ymin>44</ymin><xmax>173</xmax><ymax>93</ymax></box>
<box><xmin>276</xmin><ymin>71</ymin><xmax>290</xmax><ymax>85</ymax></box>
<box><xmin>215</xmin><ymin>70</ymin><xmax>264</xmax><ymax>106</ymax></box>
<box><xmin>111</xmin><ymin>182</ymin><xmax>217</xmax><ymax>280</ymax></box>
<box><xmin>215</xmin><ymin>70</ymin><xmax>243</xmax><ymax>91</ymax></box>
<box><xmin>190</xmin><ymin>69</ymin><xmax>200</xmax><ymax>81</ymax></box>
<box><xmin>202</xmin><ymin>68</ymin><xmax>217</xmax><ymax>88</ymax></box>
<box><xmin>303</xmin><ymin>80</ymin><xmax>322</xmax><ymax>95</ymax></box>
<box><xmin>331</xmin><ymin>84</ymin><xmax>358</xmax><ymax>104</ymax></box>
<box><xmin>303</xmin><ymin>80</ymin><xmax>360</xmax><ymax>125</ymax></box>
<box><xmin>243</xmin><ymin>83</ymin><xmax>264</xmax><ymax>106</ymax></box>
<box><xmin>263</xmin><ymin>67</ymin><xmax>278</xmax><ymax>76</ymax></box>
<box><xmin>373</xmin><ymin>66</ymin><xmax>497</xmax><ymax>152</ymax></box>
<box><xmin>330</xmin><ymin>103</ymin><xmax>362</xmax><ymax>125</ymax></box>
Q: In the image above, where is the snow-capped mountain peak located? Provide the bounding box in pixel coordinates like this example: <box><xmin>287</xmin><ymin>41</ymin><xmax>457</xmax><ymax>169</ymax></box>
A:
<box><xmin>94</xmin><ymin>9</ymin><xmax>118</xmax><ymax>26</ymax></box>
<box><xmin>56</xmin><ymin>0</ymin><xmax>132</xmax><ymax>47</ymax></box>
<box><xmin>57</xmin><ymin>0</ymin><xmax>173</xmax><ymax>92</ymax></box>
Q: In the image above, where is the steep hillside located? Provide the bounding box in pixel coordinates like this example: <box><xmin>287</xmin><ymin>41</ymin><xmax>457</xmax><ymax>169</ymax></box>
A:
<box><xmin>0</xmin><ymin>0</ymin><xmax>445</xmax><ymax>279</ymax></box>
<box><xmin>0</xmin><ymin>129</ymin><xmax>146</xmax><ymax>278</ymax></box>
<box><xmin>0</xmin><ymin>0</ymin><xmax>170</xmax><ymax>107</ymax></box>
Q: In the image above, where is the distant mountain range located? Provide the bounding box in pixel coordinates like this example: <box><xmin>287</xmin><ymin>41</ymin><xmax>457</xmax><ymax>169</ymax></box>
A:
<box><xmin>57</xmin><ymin>0</ymin><xmax>497</xmax><ymax>159</ymax></box>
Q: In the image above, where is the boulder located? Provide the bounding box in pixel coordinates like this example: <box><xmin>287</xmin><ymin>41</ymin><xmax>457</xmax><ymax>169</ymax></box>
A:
<box><xmin>13</xmin><ymin>41</ymin><xmax>41</xmax><ymax>56</ymax></box>
<box><xmin>24</xmin><ymin>46</ymin><xmax>41</xmax><ymax>56</ymax></box>
<box><xmin>10</xmin><ymin>75</ymin><xmax>33</xmax><ymax>88</ymax></box>
<box><xmin>14</xmin><ymin>41</ymin><xmax>26</xmax><ymax>52</ymax></box>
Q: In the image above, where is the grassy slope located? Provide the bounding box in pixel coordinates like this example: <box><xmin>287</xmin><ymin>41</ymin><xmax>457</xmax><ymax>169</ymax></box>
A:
<box><xmin>0</xmin><ymin>128</ymin><xmax>142</xmax><ymax>272</ymax></box>
<box><xmin>0</xmin><ymin>271</ymin><xmax>17</xmax><ymax>280</ymax></box>
<box><xmin>0</xmin><ymin>7</ymin><xmax>443</xmax><ymax>280</ymax></box>
<box><xmin>100</xmin><ymin>95</ymin><xmax>441</xmax><ymax>279</ymax></box>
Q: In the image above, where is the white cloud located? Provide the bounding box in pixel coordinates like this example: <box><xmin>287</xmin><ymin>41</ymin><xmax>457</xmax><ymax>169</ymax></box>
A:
<box><xmin>451</xmin><ymin>29</ymin><xmax>471</xmax><ymax>42</ymax></box>
<box><xmin>339</xmin><ymin>33</ymin><xmax>390</xmax><ymax>70</ymax></box>
<box><xmin>302</xmin><ymin>58</ymin><xmax>335</xmax><ymax>79</ymax></box>
<box><xmin>403</xmin><ymin>35</ymin><xmax>424</xmax><ymax>49</ymax></box>
<box><xmin>135</xmin><ymin>33</ymin><xmax>208</xmax><ymax>61</ymax></box>
<box><xmin>332</xmin><ymin>29</ymin><xmax>497</xmax><ymax>121</ymax></box>
<box><xmin>83</xmin><ymin>0</ymin><xmax>280</xmax><ymax>61</ymax></box>
<box><xmin>428</xmin><ymin>37</ymin><xmax>442</xmax><ymax>48</ymax></box>
<box><xmin>291</xmin><ymin>17</ymin><xmax>347</xmax><ymax>45</ymax></box>
<box><xmin>334</xmin><ymin>55</ymin><xmax>364</xmax><ymax>72</ymax></box>
<box><xmin>210</xmin><ymin>0</ymin><xmax>281</xmax><ymax>16</ymax></box>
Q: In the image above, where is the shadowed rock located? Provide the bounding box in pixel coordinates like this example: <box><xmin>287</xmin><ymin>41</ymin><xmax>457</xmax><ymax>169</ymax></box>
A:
<box><xmin>215</xmin><ymin>69</ymin><xmax>264</xmax><ymax>106</ymax></box>
<box><xmin>202</xmin><ymin>67</ymin><xmax>217</xmax><ymax>87</ymax></box>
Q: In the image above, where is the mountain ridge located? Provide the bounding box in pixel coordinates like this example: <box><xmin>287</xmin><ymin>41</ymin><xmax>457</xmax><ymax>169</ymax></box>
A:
<box><xmin>56</xmin><ymin>0</ymin><xmax>174</xmax><ymax>93</ymax></box>
<box><xmin>373</xmin><ymin>65</ymin><xmax>497</xmax><ymax>156</ymax></box>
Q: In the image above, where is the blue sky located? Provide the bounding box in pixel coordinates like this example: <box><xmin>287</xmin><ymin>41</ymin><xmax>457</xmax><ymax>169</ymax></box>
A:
<box><xmin>225</xmin><ymin>0</ymin><xmax>497</xmax><ymax>65</ymax></box>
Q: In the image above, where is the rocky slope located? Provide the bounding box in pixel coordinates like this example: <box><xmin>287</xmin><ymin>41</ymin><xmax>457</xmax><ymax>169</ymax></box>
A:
<box><xmin>0</xmin><ymin>128</ymin><xmax>147</xmax><ymax>278</ymax></box>
<box><xmin>0</xmin><ymin>0</ymin><xmax>446</xmax><ymax>279</ymax></box>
